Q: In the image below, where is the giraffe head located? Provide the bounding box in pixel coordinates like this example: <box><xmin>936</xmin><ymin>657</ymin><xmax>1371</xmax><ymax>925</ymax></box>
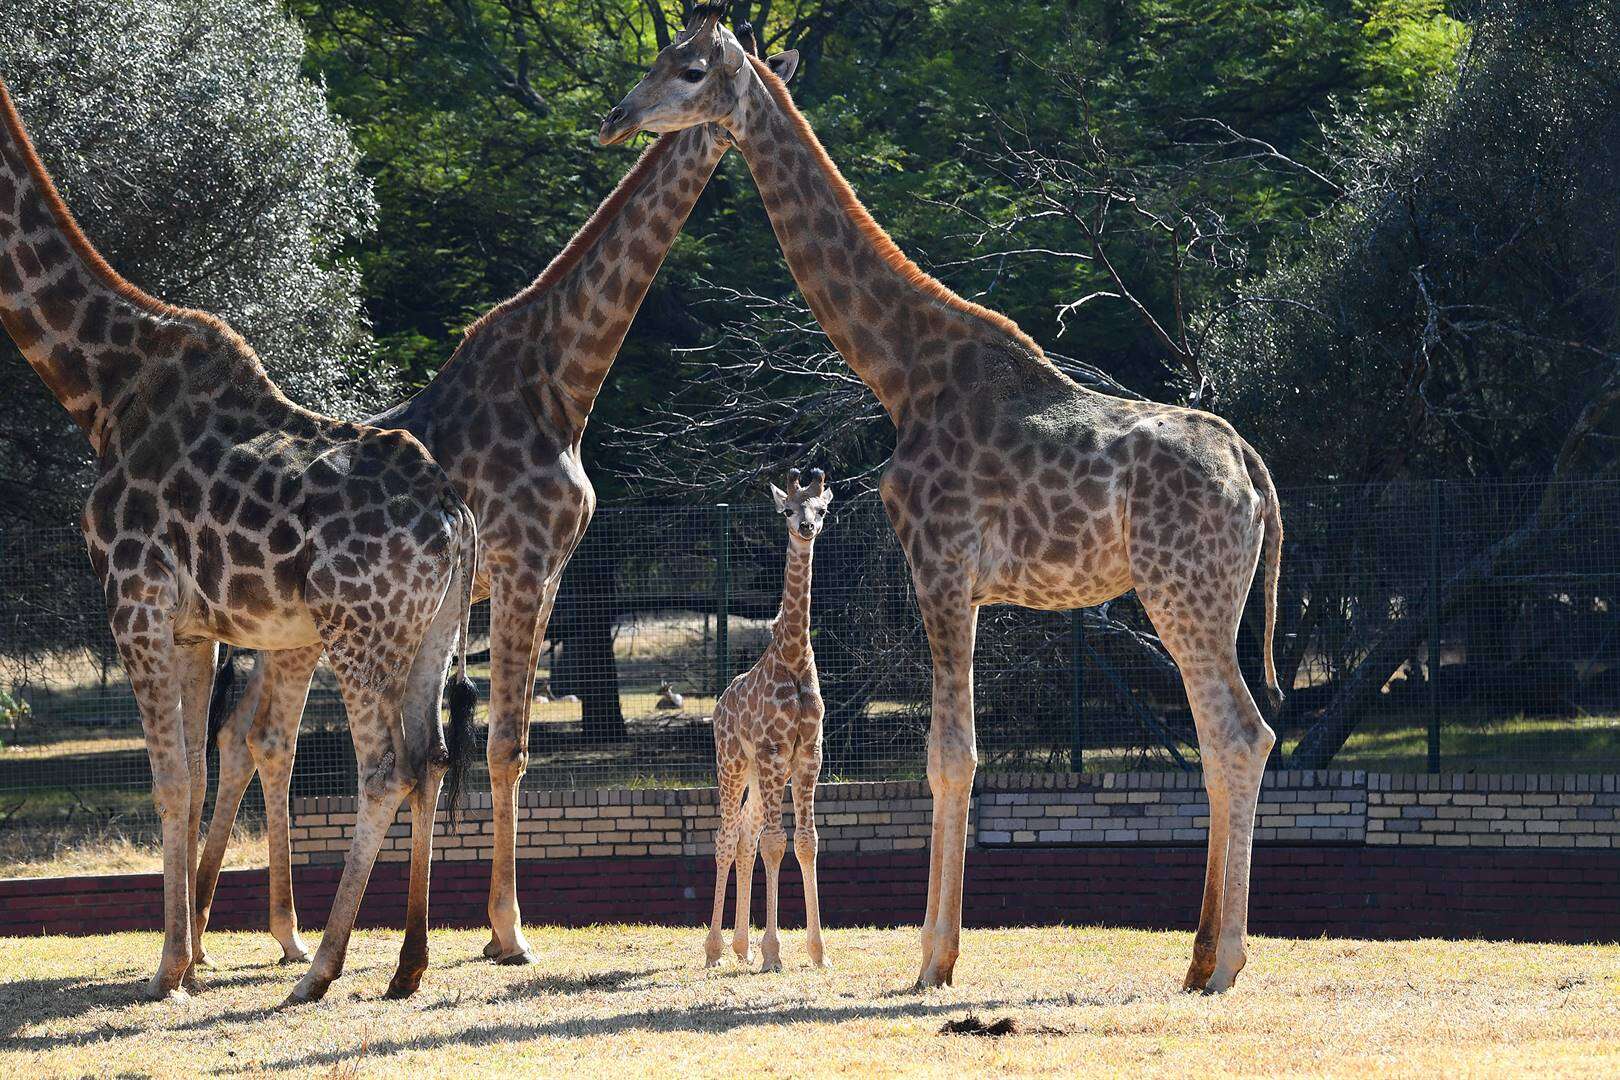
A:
<box><xmin>598</xmin><ymin>7</ymin><xmax>798</xmax><ymax>146</ymax></box>
<box><xmin>770</xmin><ymin>468</ymin><xmax>834</xmax><ymax>545</ymax></box>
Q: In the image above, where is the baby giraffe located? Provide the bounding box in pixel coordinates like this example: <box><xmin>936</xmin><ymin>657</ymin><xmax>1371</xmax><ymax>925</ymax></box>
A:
<box><xmin>707</xmin><ymin>468</ymin><xmax>833</xmax><ymax>972</ymax></box>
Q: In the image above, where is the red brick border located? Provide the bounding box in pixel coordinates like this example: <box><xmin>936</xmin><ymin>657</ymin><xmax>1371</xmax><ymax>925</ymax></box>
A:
<box><xmin>5</xmin><ymin>847</ymin><xmax>1618</xmax><ymax>943</ymax></box>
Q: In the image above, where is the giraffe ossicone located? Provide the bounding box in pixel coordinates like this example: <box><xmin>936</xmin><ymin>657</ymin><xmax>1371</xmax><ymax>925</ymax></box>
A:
<box><xmin>707</xmin><ymin>468</ymin><xmax>834</xmax><ymax>973</ymax></box>
<box><xmin>603</xmin><ymin>21</ymin><xmax>1285</xmax><ymax>994</ymax></box>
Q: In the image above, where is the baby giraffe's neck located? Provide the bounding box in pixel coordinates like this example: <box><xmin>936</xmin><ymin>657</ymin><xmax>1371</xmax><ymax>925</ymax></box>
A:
<box><xmin>770</xmin><ymin>536</ymin><xmax>815</xmax><ymax>671</ymax></box>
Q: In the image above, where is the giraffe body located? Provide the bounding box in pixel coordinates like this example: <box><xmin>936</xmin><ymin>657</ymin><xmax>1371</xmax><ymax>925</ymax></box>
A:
<box><xmin>706</xmin><ymin>468</ymin><xmax>832</xmax><ymax>972</ymax></box>
<box><xmin>194</xmin><ymin>120</ymin><xmax>742</xmax><ymax>966</ymax></box>
<box><xmin>0</xmin><ymin>79</ymin><xmax>477</xmax><ymax>1002</ymax></box>
<box><xmin>602</xmin><ymin>15</ymin><xmax>1283</xmax><ymax>994</ymax></box>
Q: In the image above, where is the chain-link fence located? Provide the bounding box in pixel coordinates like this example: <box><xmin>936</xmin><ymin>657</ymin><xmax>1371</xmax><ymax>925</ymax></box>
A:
<box><xmin>1</xmin><ymin>478</ymin><xmax>1618</xmax><ymax>848</ymax></box>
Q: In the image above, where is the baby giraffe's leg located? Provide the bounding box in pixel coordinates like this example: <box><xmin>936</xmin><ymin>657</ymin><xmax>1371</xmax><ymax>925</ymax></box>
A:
<box><xmin>707</xmin><ymin>759</ymin><xmax>747</xmax><ymax>966</ymax></box>
<box><xmin>791</xmin><ymin>747</ymin><xmax>827</xmax><ymax>968</ymax></box>
<box><xmin>755</xmin><ymin>750</ymin><xmax>791</xmax><ymax>973</ymax></box>
<box><xmin>732</xmin><ymin>775</ymin><xmax>762</xmax><ymax>962</ymax></box>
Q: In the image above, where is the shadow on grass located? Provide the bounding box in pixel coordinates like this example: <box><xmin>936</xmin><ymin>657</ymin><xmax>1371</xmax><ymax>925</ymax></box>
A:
<box><xmin>224</xmin><ymin>993</ymin><xmax>1026</xmax><ymax>1075</ymax></box>
<box><xmin>0</xmin><ymin>957</ymin><xmax>316</xmax><ymax>1048</ymax></box>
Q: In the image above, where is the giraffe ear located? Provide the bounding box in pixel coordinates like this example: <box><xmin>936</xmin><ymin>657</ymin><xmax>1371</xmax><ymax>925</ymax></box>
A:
<box><xmin>809</xmin><ymin>487</ymin><xmax>833</xmax><ymax>509</ymax></box>
<box><xmin>769</xmin><ymin>483</ymin><xmax>789</xmax><ymax>511</ymax></box>
<box><xmin>766</xmin><ymin>49</ymin><xmax>800</xmax><ymax>84</ymax></box>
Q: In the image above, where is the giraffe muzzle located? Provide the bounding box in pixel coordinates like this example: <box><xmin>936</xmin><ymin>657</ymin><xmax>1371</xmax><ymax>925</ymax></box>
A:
<box><xmin>598</xmin><ymin>106</ymin><xmax>637</xmax><ymax>146</ymax></box>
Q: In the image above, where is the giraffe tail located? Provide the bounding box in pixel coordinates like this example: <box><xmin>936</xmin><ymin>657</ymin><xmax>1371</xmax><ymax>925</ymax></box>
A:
<box><xmin>1241</xmin><ymin>439</ymin><xmax>1284</xmax><ymax>716</ymax></box>
<box><xmin>206</xmin><ymin>646</ymin><xmax>239</xmax><ymax>748</ymax></box>
<box><xmin>442</xmin><ymin>501</ymin><xmax>480</xmax><ymax>830</ymax></box>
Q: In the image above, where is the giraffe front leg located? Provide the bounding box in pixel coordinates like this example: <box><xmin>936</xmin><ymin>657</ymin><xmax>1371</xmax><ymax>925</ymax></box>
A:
<box><xmin>177</xmin><ymin>641</ymin><xmax>217</xmax><ymax>990</ymax></box>
<box><xmin>110</xmin><ymin>591</ymin><xmax>195</xmax><ymax>1000</ymax></box>
<box><xmin>484</xmin><ymin>573</ymin><xmax>551</xmax><ymax>965</ymax></box>
<box><xmin>913</xmin><ymin>585</ymin><xmax>979</xmax><ymax>990</ymax></box>
<box><xmin>733</xmin><ymin>782</ymin><xmax>763</xmax><ymax>963</ymax></box>
<box><xmin>755</xmin><ymin>755</ymin><xmax>790</xmax><ymax>974</ymax></box>
<box><xmin>792</xmin><ymin>751</ymin><xmax>827</xmax><ymax>968</ymax></box>
<box><xmin>707</xmin><ymin>760</ymin><xmax>746</xmax><ymax>967</ymax></box>
<box><xmin>253</xmin><ymin>647</ymin><xmax>320</xmax><ymax>965</ymax></box>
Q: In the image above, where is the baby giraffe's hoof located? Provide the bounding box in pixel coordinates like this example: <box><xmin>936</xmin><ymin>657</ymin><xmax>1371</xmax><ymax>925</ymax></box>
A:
<box><xmin>192</xmin><ymin>953</ymin><xmax>217</xmax><ymax>971</ymax></box>
<box><xmin>279</xmin><ymin>948</ymin><xmax>311</xmax><ymax>966</ymax></box>
<box><xmin>482</xmin><ymin>937</ymin><xmax>503</xmax><ymax>960</ymax></box>
<box><xmin>759</xmin><ymin>958</ymin><xmax>782</xmax><ymax>974</ymax></box>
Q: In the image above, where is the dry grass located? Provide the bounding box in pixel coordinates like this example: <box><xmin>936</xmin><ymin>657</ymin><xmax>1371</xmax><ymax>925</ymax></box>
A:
<box><xmin>2</xmin><ymin>926</ymin><xmax>1618</xmax><ymax>1077</ymax></box>
<box><xmin>0</xmin><ymin>819</ymin><xmax>267</xmax><ymax>879</ymax></box>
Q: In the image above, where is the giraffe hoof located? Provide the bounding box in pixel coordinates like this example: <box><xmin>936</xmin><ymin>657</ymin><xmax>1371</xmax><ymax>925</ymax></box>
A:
<box><xmin>496</xmin><ymin>949</ymin><xmax>537</xmax><ymax>967</ymax></box>
<box><xmin>193</xmin><ymin>953</ymin><xmax>218</xmax><ymax>971</ymax></box>
<box><xmin>283</xmin><ymin>974</ymin><xmax>329</xmax><ymax>1006</ymax></box>
<box><xmin>144</xmin><ymin>979</ymin><xmax>191</xmax><ymax>1003</ymax></box>
<box><xmin>384</xmin><ymin>976</ymin><xmax>422</xmax><ymax>1000</ymax></box>
<box><xmin>279</xmin><ymin>950</ymin><xmax>311</xmax><ymax>966</ymax></box>
<box><xmin>482</xmin><ymin>938</ymin><xmax>503</xmax><ymax>959</ymax></box>
<box><xmin>759</xmin><ymin>958</ymin><xmax>782</xmax><ymax>974</ymax></box>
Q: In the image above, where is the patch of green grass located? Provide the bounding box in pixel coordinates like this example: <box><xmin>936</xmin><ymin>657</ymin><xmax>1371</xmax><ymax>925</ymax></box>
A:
<box><xmin>2</xmin><ymin>926</ymin><xmax>1618</xmax><ymax>1077</ymax></box>
<box><xmin>1289</xmin><ymin>712</ymin><xmax>1620</xmax><ymax>773</ymax></box>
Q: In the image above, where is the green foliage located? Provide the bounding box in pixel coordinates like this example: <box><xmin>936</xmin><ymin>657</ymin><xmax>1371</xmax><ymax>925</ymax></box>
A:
<box><xmin>0</xmin><ymin>0</ymin><xmax>381</xmax><ymax>522</ymax></box>
<box><xmin>1204</xmin><ymin>0</ymin><xmax>1620</xmax><ymax>483</ymax></box>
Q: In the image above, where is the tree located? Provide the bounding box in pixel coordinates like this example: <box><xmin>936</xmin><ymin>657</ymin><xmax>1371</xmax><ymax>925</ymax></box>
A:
<box><xmin>0</xmin><ymin>0</ymin><xmax>383</xmax><ymax>528</ymax></box>
<box><xmin>1198</xmin><ymin>0</ymin><xmax>1620</xmax><ymax>765</ymax></box>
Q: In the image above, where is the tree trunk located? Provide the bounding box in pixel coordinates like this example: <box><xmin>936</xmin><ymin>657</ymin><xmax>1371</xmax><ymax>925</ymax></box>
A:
<box><xmin>1289</xmin><ymin>512</ymin><xmax>1551</xmax><ymax>769</ymax></box>
<box><xmin>554</xmin><ymin>524</ymin><xmax>626</xmax><ymax>745</ymax></box>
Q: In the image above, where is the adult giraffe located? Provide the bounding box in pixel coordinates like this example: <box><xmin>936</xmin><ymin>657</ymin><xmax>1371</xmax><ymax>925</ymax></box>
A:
<box><xmin>599</xmin><ymin>12</ymin><xmax>1284</xmax><ymax>993</ymax></box>
<box><xmin>0</xmin><ymin>78</ymin><xmax>477</xmax><ymax>1003</ymax></box>
<box><xmin>195</xmin><ymin>46</ymin><xmax>800</xmax><ymax>967</ymax></box>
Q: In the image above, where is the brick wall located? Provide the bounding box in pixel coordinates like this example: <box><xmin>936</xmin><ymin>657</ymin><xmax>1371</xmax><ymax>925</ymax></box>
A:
<box><xmin>289</xmin><ymin>781</ymin><xmax>938</xmax><ymax>865</ymax></box>
<box><xmin>288</xmin><ymin>772</ymin><xmax>1620</xmax><ymax>861</ymax></box>
<box><xmin>7</xmin><ymin>847</ymin><xmax>1620</xmax><ymax>943</ymax></box>
<box><xmin>8</xmin><ymin>771</ymin><xmax>1620</xmax><ymax>942</ymax></box>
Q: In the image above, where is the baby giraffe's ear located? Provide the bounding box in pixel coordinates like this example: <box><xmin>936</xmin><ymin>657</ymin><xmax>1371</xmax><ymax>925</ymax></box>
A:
<box><xmin>770</xmin><ymin>483</ymin><xmax>790</xmax><ymax>511</ymax></box>
<box><xmin>810</xmin><ymin>487</ymin><xmax>834</xmax><ymax>509</ymax></box>
<box><xmin>766</xmin><ymin>49</ymin><xmax>800</xmax><ymax>84</ymax></box>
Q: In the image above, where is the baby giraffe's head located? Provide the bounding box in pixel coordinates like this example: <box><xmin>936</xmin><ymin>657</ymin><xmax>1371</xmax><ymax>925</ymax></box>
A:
<box><xmin>770</xmin><ymin>468</ymin><xmax>834</xmax><ymax>545</ymax></box>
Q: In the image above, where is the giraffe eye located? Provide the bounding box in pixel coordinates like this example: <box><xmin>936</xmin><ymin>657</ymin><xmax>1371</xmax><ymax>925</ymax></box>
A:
<box><xmin>682</xmin><ymin>68</ymin><xmax>707</xmax><ymax>84</ymax></box>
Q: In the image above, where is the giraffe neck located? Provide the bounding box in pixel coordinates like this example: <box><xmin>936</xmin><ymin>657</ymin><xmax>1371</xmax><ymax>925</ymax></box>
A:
<box><xmin>0</xmin><ymin>81</ymin><xmax>280</xmax><ymax>454</ymax></box>
<box><xmin>459</xmin><ymin>125</ymin><xmax>730</xmax><ymax>439</ymax></box>
<box><xmin>771</xmin><ymin>535</ymin><xmax>815</xmax><ymax>669</ymax></box>
<box><xmin>729</xmin><ymin>58</ymin><xmax>1055</xmax><ymax>426</ymax></box>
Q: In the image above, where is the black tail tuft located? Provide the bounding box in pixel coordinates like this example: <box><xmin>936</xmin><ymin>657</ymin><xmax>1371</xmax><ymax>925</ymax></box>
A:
<box><xmin>207</xmin><ymin>647</ymin><xmax>238</xmax><ymax>748</ymax></box>
<box><xmin>442</xmin><ymin>673</ymin><xmax>480</xmax><ymax>831</ymax></box>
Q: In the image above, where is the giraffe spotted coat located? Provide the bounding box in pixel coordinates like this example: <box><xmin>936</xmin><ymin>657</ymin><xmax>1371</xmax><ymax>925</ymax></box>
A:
<box><xmin>706</xmin><ymin>468</ymin><xmax>832</xmax><ymax>972</ymax></box>
<box><xmin>603</xmin><ymin>14</ymin><xmax>1285</xmax><ymax>995</ymax></box>
<box><xmin>197</xmin><ymin>120</ymin><xmax>745</xmax><ymax>966</ymax></box>
<box><xmin>0</xmin><ymin>79</ymin><xmax>476</xmax><ymax>1004</ymax></box>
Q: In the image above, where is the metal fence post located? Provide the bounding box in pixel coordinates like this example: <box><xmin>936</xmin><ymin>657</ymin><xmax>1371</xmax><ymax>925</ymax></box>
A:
<box><xmin>1069</xmin><ymin>609</ymin><xmax>1085</xmax><ymax>772</ymax></box>
<box><xmin>1428</xmin><ymin>480</ymin><xmax>1442</xmax><ymax>774</ymax></box>
<box><xmin>715</xmin><ymin>502</ymin><xmax>731</xmax><ymax>696</ymax></box>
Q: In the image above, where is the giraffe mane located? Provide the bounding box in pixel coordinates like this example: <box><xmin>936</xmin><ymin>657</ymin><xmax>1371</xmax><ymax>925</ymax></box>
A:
<box><xmin>0</xmin><ymin>79</ymin><xmax>254</xmax><ymax>356</ymax></box>
<box><xmin>747</xmin><ymin>56</ymin><xmax>1054</xmax><ymax>365</ymax></box>
<box><xmin>462</xmin><ymin>132</ymin><xmax>684</xmax><ymax>340</ymax></box>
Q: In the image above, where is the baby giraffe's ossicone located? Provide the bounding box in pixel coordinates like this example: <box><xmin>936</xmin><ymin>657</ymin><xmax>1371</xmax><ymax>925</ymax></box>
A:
<box><xmin>706</xmin><ymin>468</ymin><xmax>834</xmax><ymax>972</ymax></box>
